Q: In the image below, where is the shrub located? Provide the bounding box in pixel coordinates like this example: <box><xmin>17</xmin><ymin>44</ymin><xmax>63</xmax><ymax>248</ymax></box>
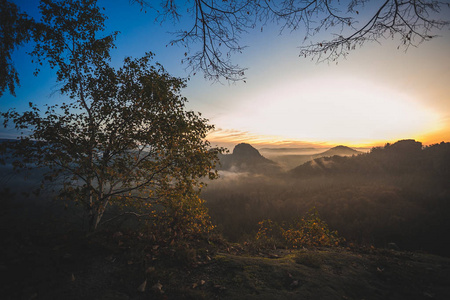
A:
<box><xmin>145</xmin><ymin>192</ymin><xmax>215</xmax><ymax>245</ymax></box>
<box><xmin>256</xmin><ymin>208</ymin><xmax>342</xmax><ymax>249</ymax></box>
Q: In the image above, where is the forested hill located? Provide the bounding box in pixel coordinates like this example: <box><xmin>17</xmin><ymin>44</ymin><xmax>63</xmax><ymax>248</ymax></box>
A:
<box><xmin>206</xmin><ymin>139</ymin><xmax>450</xmax><ymax>256</ymax></box>
<box><xmin>290</xmin><ymin>139</ymin><xmax>450</xmax><ymax>180</ymax></box>
<box><xmin>312</xmin><ymin>145</ymin><xmax>362</xmax><ymax>158</ymax></box>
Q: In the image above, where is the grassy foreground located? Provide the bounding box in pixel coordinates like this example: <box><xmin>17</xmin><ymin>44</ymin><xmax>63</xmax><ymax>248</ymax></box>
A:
<box><xmin>1</xmin><ymin>192</ymin><xmax>450</xmax><ymax>299</ymax></box>
<box><xmin>2</xmin><ymin>227</ymin><xmax>450</xmax><ymax>299</ymax></box>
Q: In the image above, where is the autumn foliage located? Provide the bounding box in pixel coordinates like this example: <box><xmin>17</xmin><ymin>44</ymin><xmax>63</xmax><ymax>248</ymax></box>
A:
<box><xmin>256</xmin><ymin>208</ymin><xmax>342</xmax><ymax>249</ymax></box>
<box><xmin>145</xmin><ymin>191</ymin><xmax>215</xmax><ymax>244</ymax></box>
<box><xmin>0</xmin><ymin>0</ymin><xmax>221</xmax><ymax>233</ymax></box>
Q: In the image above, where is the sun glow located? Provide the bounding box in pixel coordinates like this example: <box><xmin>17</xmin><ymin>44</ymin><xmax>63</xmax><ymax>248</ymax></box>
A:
<box><xmin>215</xmin><ymin>76</ymin><xmax>442</xmax><ymax>145</ymax></box>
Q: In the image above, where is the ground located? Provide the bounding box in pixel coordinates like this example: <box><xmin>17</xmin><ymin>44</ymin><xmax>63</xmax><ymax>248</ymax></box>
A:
<box><xmin>1</xmin><ymin>191</ymin><xmax>450</xmax><ymax>299</ymax></box>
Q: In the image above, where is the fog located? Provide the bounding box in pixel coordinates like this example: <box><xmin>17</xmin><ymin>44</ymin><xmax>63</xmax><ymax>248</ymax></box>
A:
<box><xmin>259</xmin><ymin>146</ymin><xmax>371</xmax><ymax>170</ymax></box>
<box><xmin>2</xmin><ymin>140</ymin><xmax>449</xmax><ymax>256</ymax></box>
<box><xmin>203</xmin><ymin>141</ymin><xmax>450</xmax><ymax>256</ymax></box>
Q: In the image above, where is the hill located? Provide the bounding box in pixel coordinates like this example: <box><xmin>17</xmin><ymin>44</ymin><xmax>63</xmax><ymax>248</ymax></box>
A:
<box><xmin>2</xmin><ymin>138</ymin><xmax>450</xmax><ymax>299</ymax></box>
<box><xmin>290</xmin><ymin>140</ymin><xmax>450</xmax><ymax>178</ymax></box>
<box><xmin>205</xmin><ymin>139</ymin><xmax>450</xmax><ymax>256</ymax></box>
<box><xmin>219</xmin><ymin>143</ymin><xmax>282</xmax><ymax>174</ymax></box>
<box><xmin>263</xmin><ymin>145</ymin><xmax>362</xmax><ymax>170</ymax></box>
<box><xmin>312</xmin><ymin>145</ymin><xmax>362</xmax><ymax>158</ymax></box>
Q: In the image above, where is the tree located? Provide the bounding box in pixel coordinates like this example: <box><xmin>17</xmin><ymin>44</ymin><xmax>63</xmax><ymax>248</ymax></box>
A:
<box><xmin>1</xmin><ymin>1</ymin><xmax>449</xmax><ymax>95</ymax></box>
<box><xmin>132</xmin><ymin>0</ymin><xmax>450</xmax><ymax>82</ymax></box>
<box><xmin>1</xmin><ymin>0</ymin><xmax>221</xmax><ymax>232</ymax></box>
<box><xmin>0</xmin><ymin>0</ymin><xmax>34</xmax><ymax>96</ymax></box>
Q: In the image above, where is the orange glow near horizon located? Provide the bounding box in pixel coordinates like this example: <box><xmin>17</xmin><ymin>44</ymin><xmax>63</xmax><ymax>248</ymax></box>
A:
<box><xmin>208</xmin><ymin>75</ymin><xmax>445</xmax><ymax>149</ymax></box>
<box><xmin>207</xmin><ymin>128</ymin><xmax>448</xmax><ymax>150</ymax></box>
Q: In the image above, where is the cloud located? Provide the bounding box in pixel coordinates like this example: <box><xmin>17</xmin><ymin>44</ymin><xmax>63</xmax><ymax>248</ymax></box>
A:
<box><xmin>207</xmin><ymin>128</ymin><xmax>331</xmax><ymax>149</ymax></box>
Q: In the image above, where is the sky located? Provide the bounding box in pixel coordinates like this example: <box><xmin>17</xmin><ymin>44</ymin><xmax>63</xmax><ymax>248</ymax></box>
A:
<box><xmin>2</xmin><ymin>0</ymin><xmax>450</xmax><ymax>150</ymax></box>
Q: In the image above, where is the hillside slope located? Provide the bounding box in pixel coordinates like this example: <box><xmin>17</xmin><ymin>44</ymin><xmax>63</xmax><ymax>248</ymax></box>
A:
<box><xmin>265</xmin><ymin>145</ymin><xmax>362</xmax><ymax>170</ymax></box>
<box><xmin>312</xmin><ymin>145</ymin><xmax>362</xmax><ymax>158</ymax></box>
<box><xmin>290</xmin><ymin>140</ymin><xmax>450</xmax><ymax>178</ymax></box>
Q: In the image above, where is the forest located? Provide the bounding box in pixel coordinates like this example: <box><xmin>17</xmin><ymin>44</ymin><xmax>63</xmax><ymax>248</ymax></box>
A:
<box><xmin>205</xmin><ymin>140</ymin><xmax>450</xmax><ymax>256</ymax></box>
<box><xmin>2</xmin><ymin>138</ymin><xmax>450</xmax><ymax>299</ymax></box>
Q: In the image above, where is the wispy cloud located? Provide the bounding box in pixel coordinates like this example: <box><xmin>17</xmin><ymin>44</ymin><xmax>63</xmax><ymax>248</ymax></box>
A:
<box><xmin>207</xmin><ymin>128</ymin><xmax>332</xmax><ymax>149</ymax></box>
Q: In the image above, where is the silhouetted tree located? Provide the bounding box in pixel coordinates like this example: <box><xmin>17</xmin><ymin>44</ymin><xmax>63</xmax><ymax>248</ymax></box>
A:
<box><xmin>0</xmin><ymin>0</ymin><xmax>34</xmax><ymax>96</ymax></box>
<box><xmin>132</xmin><ymin>0</ymin><xmax>450</xmax><ymax>81</ymax></box>
<box><xmin>1</xmin><ymin>0</ymin><xmax>221</xmax><ymax>232</ymax></box>
<box><xmin>1</xmin><ymin>0</ymin><xmax>449</xmax><ymax>96</ymax></box>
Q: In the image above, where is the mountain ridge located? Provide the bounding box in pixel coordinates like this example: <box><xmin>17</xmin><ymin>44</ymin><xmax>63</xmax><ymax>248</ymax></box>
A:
<box><xmin>260</xmin><ymin>145</ymin><xmax>362</xmax><ymax>170</ymax></box>
<box><xmin>313</xmin><ymin>145</ymin><xmax>362</xmax><ymax>158</ymax></box>
<box><xmin>290</xmin><ymin>139</ymin><xmax>450</xmax><ymax>177</ymax></box>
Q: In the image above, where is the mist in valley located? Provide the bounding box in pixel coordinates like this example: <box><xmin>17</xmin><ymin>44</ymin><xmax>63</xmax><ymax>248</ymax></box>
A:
<box><xmin>202</xmin><ymin>140</ymin><xmax>450</xmax><ymax>256</ymax></box>
<box><xmin>2</xmin><ymin>139</ymin><xmax>450</xmax><ymax>256</ymax></box>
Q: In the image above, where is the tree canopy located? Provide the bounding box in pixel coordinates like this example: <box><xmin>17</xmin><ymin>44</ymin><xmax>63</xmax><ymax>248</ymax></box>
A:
<box><xmin>1</xmin><ymin>0</ymin><xmax>221</xmax><ymax>232</ymax></box>
<box><xmin>0</xmin><ymin>0</ymin><xmax>34</xmax><ymax>97</ymax></box>
<box><xmin>1</xmin><ymin>0</ymin><xmax>449</xmax><ymax>97</ymax></box>
<box><xmin>132</xmin><ymin>0</ymin><xmax>450</xmax><ymax>82</ymax></box>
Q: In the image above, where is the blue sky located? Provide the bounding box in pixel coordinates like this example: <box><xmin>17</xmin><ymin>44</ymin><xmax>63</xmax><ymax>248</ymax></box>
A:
<box><xmin>2</xmin><ymin>0</ymin><xmax>450</xmax><ymax>149</ymax></box>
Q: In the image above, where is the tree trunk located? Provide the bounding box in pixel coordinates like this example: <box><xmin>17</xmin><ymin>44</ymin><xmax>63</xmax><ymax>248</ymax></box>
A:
<box><xmin>87</xmin><ymin>197</ymin><xmax>109</xmax><ymax>233</ymax></box>
<box><xmin>89</xmin><ymin>213</ymin><xmax>102</xmax><ymax>232</ymax></box>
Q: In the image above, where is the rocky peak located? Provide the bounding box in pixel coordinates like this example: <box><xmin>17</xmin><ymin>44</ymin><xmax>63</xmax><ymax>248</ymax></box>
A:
<box><xmin>232</xmin><ymin>143</ymin><xmax>262</xmax><ymax>158</ymax></box>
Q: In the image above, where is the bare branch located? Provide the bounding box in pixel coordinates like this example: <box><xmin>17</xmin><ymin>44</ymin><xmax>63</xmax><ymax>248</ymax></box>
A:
<box><xmin>132</xmin><ymin>0</ymin><xmax>450</xmax><ymax>82</ymax></box>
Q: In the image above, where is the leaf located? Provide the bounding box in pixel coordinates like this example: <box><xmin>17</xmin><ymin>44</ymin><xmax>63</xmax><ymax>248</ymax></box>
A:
<box><xmin>137</xmin><ymin>279</ymin><xmax>147</xmax><ymax>292</ymax></box>
<box><xmin>152</xmin><ymin>281</ymin><xmax>163</xmax><ymax>293</ymax></box>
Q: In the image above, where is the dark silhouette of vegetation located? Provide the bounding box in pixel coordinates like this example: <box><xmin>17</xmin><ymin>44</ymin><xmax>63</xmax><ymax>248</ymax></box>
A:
<box><xmin>291</xmin><ymin>140</ymin><xmax>450</xmax><ymax>179</ymax></box>
<box><xmin>132</xmin><ymin>0</ymin><xmax>450</xmax><ymax>82</ymax></box>
<box><xmin>0</xmin><ymin>0</ymin><xmax>34</xmax><ymax>96</ymax></box>
<box><xmin>255</xmin><ymin>208</ymin><xmax>343</xmax><ymax>249</ymax></box>
<box><xmin>2</xmin><ymin>1</ymin><xmax>449</xmax><ymax>95</ymax></box>
<box><xmin>1</xmin><ymin>0</ymin><xmax>221</xmax><ymax>233</ymax></box>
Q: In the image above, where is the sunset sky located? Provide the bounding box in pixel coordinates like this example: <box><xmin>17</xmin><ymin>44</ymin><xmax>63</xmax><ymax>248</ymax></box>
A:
<box><xmin>2</xmin><ymin>0</ymin><xmax>450</xmax><ymax>150</ymax></box>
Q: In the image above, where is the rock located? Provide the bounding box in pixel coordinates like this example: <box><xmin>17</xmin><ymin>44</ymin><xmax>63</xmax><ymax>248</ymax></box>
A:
<box><xmin>387</xmin><ymin>243</ymin><xmax>400</xmax><ymax>251</ymax></box>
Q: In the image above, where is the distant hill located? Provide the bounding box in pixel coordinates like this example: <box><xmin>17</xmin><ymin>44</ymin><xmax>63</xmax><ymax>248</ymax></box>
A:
<box><xmin>312</xmin><ymin>145</ymin><xmax>362</xmax><ymax>158</ymax></box>
<box><xmin>264</xmin><ymin>145</ymin><xmax>362</xmax><ymax>170</ymax></box>
<box><xmin>290</xmin><ymin>140</ymin><xmax>450</xmax><ymax>179</ymax></box>
<box><xmin>259</xmin><ymin>147</ymin><xmax>320</xmax><ymax>155</ymax></box>
<box><xmin>219</xmin><ymin>143</ymin><xmax>282</xmax><ymax>174</ymax></box>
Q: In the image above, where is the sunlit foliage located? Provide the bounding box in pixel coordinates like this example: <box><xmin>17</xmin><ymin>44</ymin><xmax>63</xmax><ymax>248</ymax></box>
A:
<box><xmin>146</xmin><ymin>190</ymin><xmax>215</xmax><ymax>243</ymax></box>
<box><xmin>256</xmin><ymin>208</ymin><xmax>342</xmax><ymax>249</ymax></box>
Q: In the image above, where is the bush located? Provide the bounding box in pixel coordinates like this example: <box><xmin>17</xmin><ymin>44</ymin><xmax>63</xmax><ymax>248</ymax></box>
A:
<box><xmin>145</xmin><ymin>193</ymin><xmax>215</xmax><ymax>245</ymax></box>
<box><xmin>256</xmin><ymin>208</ymin><xmax>343</xmax><ymax>249</ymax></box>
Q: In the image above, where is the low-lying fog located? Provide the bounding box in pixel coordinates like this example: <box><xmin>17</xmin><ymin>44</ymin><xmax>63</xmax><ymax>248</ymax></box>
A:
<box><xmin>202</xmin><ymin>141</ymin><xmax>450</xmax><ymax>256</ymax></box>
<box><xmin>2</xmin><ymin>140</ymin><xmax>449</xmax><ymax>256</ymax></box>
